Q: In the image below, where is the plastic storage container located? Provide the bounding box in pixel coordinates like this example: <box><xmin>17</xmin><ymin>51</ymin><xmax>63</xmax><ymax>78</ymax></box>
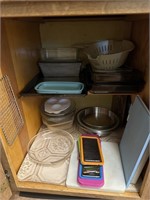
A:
<box><xmin>41</xmin><ymin>97</ymin><xmax>76</xmax><ymax>129</ymax></box>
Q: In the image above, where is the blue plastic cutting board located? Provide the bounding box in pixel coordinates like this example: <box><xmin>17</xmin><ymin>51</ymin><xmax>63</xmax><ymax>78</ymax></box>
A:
<box><xmin>119</xmin><ymin>95</ymin><xmax>150</xmax><ymax>187</ymax></box>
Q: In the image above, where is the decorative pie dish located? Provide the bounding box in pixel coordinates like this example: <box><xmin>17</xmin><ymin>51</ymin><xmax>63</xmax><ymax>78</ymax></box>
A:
<box><xmin>27</xmin><ymin>129</ymin><xmax>74</xmax><ymax>166</ymax></box>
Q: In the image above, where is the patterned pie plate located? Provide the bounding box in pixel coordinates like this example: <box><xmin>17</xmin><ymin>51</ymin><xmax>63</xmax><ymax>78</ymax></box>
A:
<box><xmin>27</xmin><ymin>129</ymin><xmax>74</xmax><ymax>166</ymax></box>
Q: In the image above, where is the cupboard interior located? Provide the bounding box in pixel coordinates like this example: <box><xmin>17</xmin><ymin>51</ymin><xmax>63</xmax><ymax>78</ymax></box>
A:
<box><xmin>0</xmin><ymin>14</ymin><xmax>149</xmax><ymax>199</ymax></box>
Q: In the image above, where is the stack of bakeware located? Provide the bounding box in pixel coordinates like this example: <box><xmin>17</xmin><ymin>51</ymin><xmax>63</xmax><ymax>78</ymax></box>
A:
<box><xmin>76</xmin><ymin>107</ymin><xmax>119</xmax><ymax>137</ymax></box>
<box><xmin>84</xmin><ymin>65</ymin><xmax>145</xmax><ymax>94</ymax></box>
<box><xmin>41</xmin><ymin>97</ymin><xmax>76</xmax><ymax>130</ymax></box>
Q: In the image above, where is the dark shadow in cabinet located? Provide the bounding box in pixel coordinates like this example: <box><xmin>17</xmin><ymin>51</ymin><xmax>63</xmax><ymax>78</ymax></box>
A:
<box><xmin>111</xmin><ymin>95</ymin><xmax>131</xmax><ymax>127</ymax></box>
<box><xmin>20</xmin><ymin>192</ymin><xmax>99</xmax><ymax>199</ymax></box>
<box><xmin>83</xmin><ymin>65</ymin><xmax>145</xmax><ymax>94</ymax></box>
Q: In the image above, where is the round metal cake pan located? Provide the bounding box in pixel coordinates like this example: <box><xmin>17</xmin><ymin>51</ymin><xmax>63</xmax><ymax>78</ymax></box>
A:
<box><xmin>80</xmin><ymin>107</ymin><xmax>118</xmax><ymax>129</ymax></box>
<box><xmin>76</xmin><ymin>107</ymin><xmax>119</xmax><ymax>136</ymax></box>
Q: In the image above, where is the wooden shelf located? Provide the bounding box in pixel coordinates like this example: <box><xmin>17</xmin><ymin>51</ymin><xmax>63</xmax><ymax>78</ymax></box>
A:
<box><xmin>20</xmin><ymin>66</ymin><xmax>145</xmax><ymax>97</ymax></box>
<box><xmin>19</xmin><ymin>73</ymin><xmax>87</xmax><ymax>97</ymax></box>
<box><xmin>17</xmin><ymin>181</ymin><xmax>141</xmax><ymax>200</ymax></box>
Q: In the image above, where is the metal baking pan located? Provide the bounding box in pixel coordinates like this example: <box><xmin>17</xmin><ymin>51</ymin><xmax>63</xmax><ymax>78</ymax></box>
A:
<box><xmin>34</xmin><ymin>81</ymin><xmax>84</xmax><ymax>94</ymax></box>
<box><xmin>88</xmin><ymin>65</ymin><xmax>144</xmax><ymax>84</ymax></box>
<box><xmin>91</xmin><ymin>70</ymin><xmax>143</xmax><ymax>83</ymax></box>
<box><xmin>89</xmin><ymin>83</ymin><xmax>145</xmax><ymax>94</ymax></box>
<box><xmin>76</xmin><ymin>107</ymin><xmax>119</xmax><ymax>136</ymax></box>
<box><xmin>39</xmin><ymin>62</ymin><xmax>81</xmax><ymax>77</ymax></box>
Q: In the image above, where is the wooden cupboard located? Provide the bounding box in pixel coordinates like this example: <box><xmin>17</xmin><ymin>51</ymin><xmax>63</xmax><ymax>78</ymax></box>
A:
<box><xmin>0</xmin><ymin>1</ymin><xmax>149</xmax><ymax>199</ymax></box>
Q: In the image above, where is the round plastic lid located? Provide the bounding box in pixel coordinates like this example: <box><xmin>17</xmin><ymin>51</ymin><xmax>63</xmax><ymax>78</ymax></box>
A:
<box><xmin>44</xmin><ymin>97</ymin><xmax>71</xmax><ymax>114</ymax></box>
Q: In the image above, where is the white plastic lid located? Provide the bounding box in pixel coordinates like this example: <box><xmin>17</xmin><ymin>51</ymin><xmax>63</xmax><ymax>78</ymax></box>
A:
<box><xmin>44</xmin><ymin>97</ymin><xmax>71</xmax><ymax>114</ymax></box>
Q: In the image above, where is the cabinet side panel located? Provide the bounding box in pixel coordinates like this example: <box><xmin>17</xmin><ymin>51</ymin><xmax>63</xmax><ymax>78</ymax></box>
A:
<box><xmin>2</xmin><ymin>18</ymin><xmax>43</xmax><ymax>153</ymax></box>
<box><xmin>21</xmin><ymin>97</ymin><xmax>43</xmax><ymax>140</ymax></box>
<box><xmin>4</xmin><ymin>19</ymin><xmax>41</xmax><ymax>92</ymax></box>
<box><xmin>140</xmin><ymin>162</ymin><xmax>150</xmax><ymax>199</ymax></box>
<box><xmin>0</xmin><ymin>20</ymin><xmax>32</xmax><ymax>180</ymax></box>
<box><xmin>129</xmin><ymin>17</ymin><xmax>149</xmax><ymax>107</ymax></box>
<box><xmin>0</xmin><ymin>22</ymin><xmax>29</xmax><ymax>172</ymax></box>
<box><xmin>129</xmin><ymin>16</ymin><xmax>149</xmax><ymax>199</ymax></box>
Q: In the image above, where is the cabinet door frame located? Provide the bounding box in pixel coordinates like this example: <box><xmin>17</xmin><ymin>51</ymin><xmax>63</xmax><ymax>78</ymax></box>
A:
<box><xmin>0</xmin><ymin>2</ymin><xmax>149</xmax><ymax>199</ymax></box>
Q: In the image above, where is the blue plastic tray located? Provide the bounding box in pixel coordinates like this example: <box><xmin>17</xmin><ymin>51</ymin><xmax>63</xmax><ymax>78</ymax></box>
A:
<box><xmin>34</xmin><ymin>81</ymin><xmax>84</xmax><ymax>94</ymax></box>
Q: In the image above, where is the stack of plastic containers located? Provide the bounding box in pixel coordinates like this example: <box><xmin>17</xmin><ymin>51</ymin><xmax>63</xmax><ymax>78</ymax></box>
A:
<box><xmin>40</xmin><ymin>97</ymin><xmax>76</xmax><ymax>130</ymax></box>
<box><xmin>77</xmin><ymin>135</ymin><xmax>104</xmax><ymax>187</ymax></box>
